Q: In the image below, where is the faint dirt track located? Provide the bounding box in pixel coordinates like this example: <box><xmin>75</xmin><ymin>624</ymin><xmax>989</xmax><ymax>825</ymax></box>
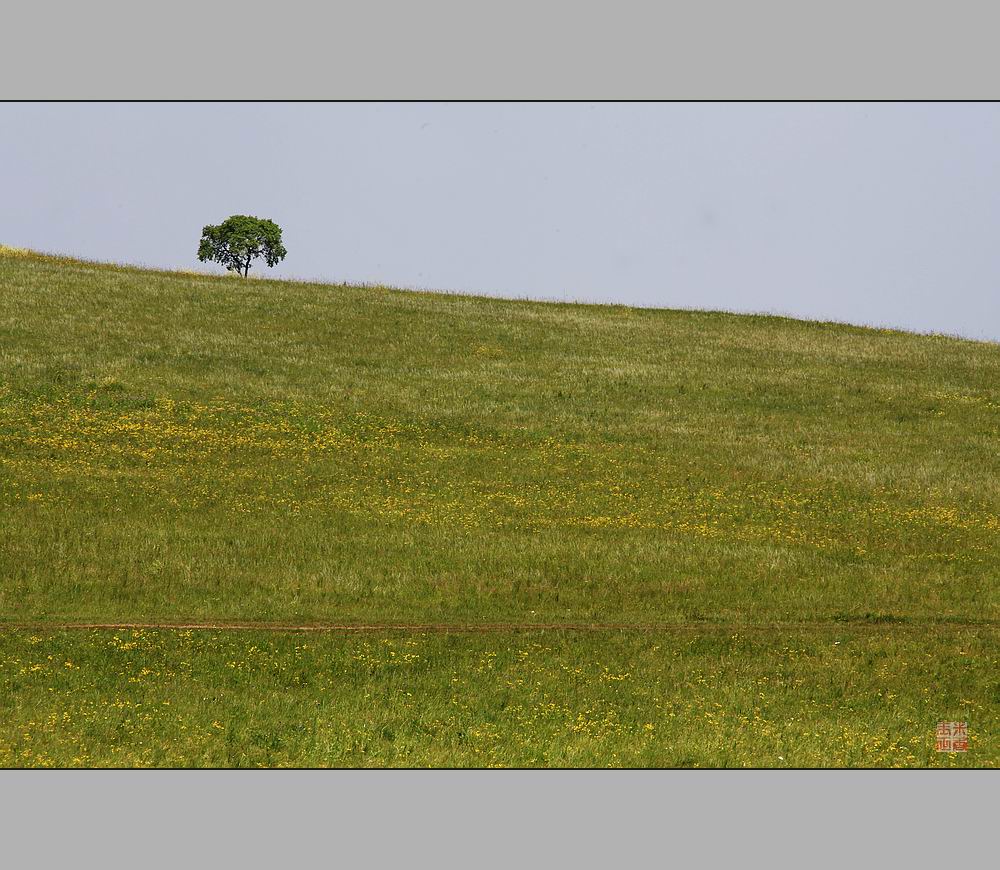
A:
<box><xmin>0</xmin><ymin>618</ymin><xmax>993</xmax><ymax>634</ymax></box>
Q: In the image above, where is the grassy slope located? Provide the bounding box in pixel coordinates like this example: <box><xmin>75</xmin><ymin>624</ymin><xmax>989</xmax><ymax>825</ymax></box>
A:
<box><xmin>0</xmin><ymin>249</ymin><xmax>997</xmax><ymax>766</ymax></box>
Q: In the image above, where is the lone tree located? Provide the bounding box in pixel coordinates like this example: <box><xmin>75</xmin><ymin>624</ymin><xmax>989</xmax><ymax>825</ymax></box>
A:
<box><xmin>197</xmin><ymin>215</ymin><xmax>287</xmax><ymax>278</ymax></box>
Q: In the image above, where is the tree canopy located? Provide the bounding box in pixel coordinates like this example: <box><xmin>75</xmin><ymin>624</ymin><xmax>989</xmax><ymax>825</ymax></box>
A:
<box><xmin>197</xmin><ymin>215</ymin><xmax>287</xmax><ymax>278</ymax></box>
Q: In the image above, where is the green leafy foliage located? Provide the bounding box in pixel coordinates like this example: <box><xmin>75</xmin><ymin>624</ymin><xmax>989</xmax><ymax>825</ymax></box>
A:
<box><xmin>197</xmin><ymin>215</ymin><xmax>287</xmax><ymax>278</ymax></box>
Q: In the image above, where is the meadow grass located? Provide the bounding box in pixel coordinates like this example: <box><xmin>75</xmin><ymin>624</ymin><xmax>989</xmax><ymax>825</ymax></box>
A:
<box><xmin>1</xmin><ymin>248</ymin><xmax>997</xmax><ymax>766</ymax></box>
<box><xmin>1</xmin><ymin>627</ymin><xmax>994</xmax><ymax>768</ymax></box>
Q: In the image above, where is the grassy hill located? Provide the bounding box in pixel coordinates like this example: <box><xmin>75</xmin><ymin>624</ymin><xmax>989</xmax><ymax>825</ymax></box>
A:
<box><xmin>1</xmin><ymin>247</ymin><xmax>997</xmax><ymax>766</ymax></box>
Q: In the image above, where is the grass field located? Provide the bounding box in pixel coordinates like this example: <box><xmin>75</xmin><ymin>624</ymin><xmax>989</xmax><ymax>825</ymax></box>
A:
<box><xmin>1</xmin><ymin>247</ymin><xmax>997</xmax><ymax>766</ymax></box>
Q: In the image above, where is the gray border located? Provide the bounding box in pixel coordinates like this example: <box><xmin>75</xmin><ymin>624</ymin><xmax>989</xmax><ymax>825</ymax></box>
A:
<box><xmin>0</xmin><ymin>770</ymin><xmax>995</xmax><ymax>866</ymax></box>
<box><xmin>4</xmin><ymin>0</ymin><xmax>1000</xmax><ymax>98</ymax></box>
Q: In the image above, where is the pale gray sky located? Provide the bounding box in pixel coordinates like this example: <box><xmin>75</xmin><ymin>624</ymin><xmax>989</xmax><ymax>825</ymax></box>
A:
<box><xmin>3</xmin><ymin>102</ymin><xmax>999</xmax><ymax>340</ymax></box>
